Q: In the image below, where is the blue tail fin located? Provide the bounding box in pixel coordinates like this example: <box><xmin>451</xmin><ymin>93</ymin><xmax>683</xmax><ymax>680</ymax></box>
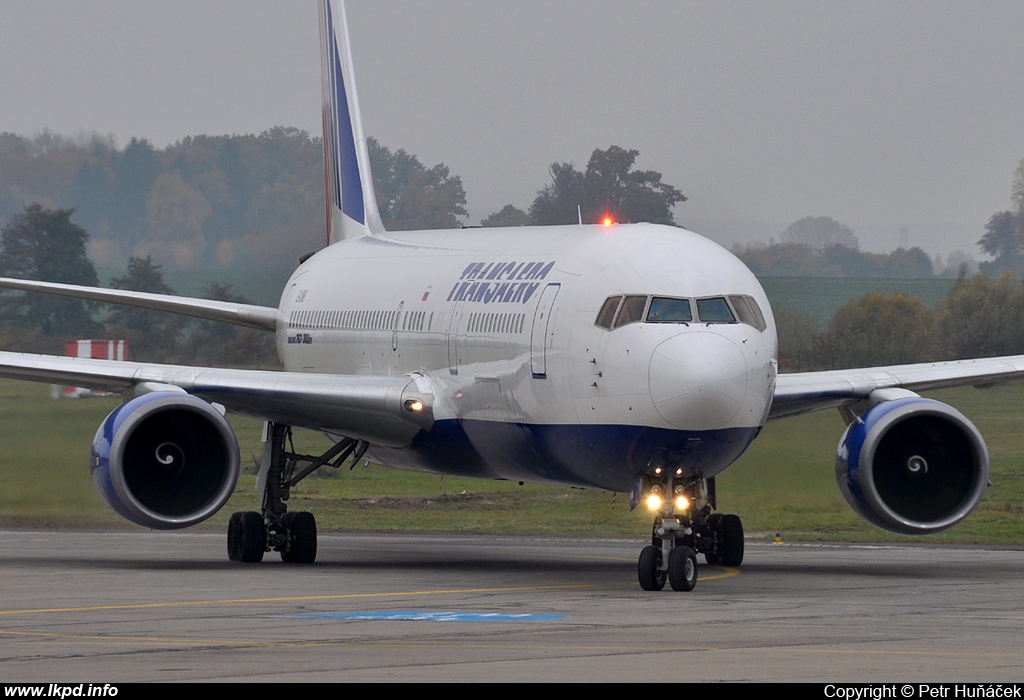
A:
<box><xmin>319</xmin><ymin>0</ymin><xmax>384</xmax><ymax>243</ymax></box>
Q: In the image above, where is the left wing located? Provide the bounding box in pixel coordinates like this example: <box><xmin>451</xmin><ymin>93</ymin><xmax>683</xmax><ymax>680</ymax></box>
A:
<box><xmin>771</xmin><ymin>355</ymin><xmax>1024</xmax><ymax>419</ymax></box>
<box><xmin>0</xmin><ymin>351</ymin><xmax>433</xmax><ymax>447</ymax></box>
<box><xmin>0</xmin><ymin>276</ymin><xmax>279</xmax><ymax>331</ymax></box>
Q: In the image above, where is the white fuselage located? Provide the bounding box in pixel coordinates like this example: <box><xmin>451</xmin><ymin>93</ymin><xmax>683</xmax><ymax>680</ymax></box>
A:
<box><xmin>276</xmin><ymin>223</ymin><xmax>778</xmax><ymax>492</ymax></box>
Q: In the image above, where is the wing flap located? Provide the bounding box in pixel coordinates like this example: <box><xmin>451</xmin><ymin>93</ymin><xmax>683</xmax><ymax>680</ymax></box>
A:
<box><xmin>771</xmin><ymin>355</ymin><xmax>1024</xmax><ymax>419</ymax></box>
<box><xmin>0</xmin><ymin>352</ymin><xmax>432</xmax><ymax>447</ymax></box>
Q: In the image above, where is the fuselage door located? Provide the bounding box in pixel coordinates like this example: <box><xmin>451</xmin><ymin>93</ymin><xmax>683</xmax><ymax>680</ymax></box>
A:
<box><xmin>531</xmin><ymin>283</ymin><xmax>560</xmax><ymax>378</ymax></box>
<box><xmin>447</xmin><ymin>299</ymin><xmax>466</xmax><ymax>375</ymax></box>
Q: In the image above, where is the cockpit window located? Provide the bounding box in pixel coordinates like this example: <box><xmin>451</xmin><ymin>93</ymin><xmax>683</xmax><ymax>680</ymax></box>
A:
<box><xmin>696</xmin><ymin>297</ymin><xmax>736</xmax><ymax>323</ymax></box>
<box><xmin>595</xmin><ymin>296</ymin><xmax>623</xmax><ymax>329</ymax></box>
<box><xmin>729</xmin><ymin>295</ymin><xmax>767</xmax><ymax>332</ymax></box>
<box><xmin>612</xmin><ymin>295</ymin><xmax>648</xmax><ymax>328</ymax></box>
<box><xmin>647</xmin><ymin>297</ymin><xmax>692</xmax><ymax>323</ymax></box>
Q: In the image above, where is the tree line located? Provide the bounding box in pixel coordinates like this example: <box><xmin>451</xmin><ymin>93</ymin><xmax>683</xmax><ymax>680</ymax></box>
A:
<box><xmin>0</xmin><ymin>131</ymin><xmax>685</xmax><ymax>271</ymax></box>
<box><xmin>0</xmin><ymin>205</ymin><xmax>275</xmax><ymax>366</ymax></box>
<box><xmin>779</xmin><ymin>270</ymin><xmax>1024</xmax><ymax>372</ymax></box>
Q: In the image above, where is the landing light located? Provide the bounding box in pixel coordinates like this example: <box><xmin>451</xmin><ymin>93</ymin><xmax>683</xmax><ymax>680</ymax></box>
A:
<box><xmin>675</xmin><ymin>495</ymin><xmax>689</xmax><ymax>511</ymax></box>
<box><xmin>645</xmin><ymin>494</ymin><xmax>663</xmax><ymax>511</ymax></box>
<box><xmin>404</xmin><ymin>399</ymin><xmax>424</xmax><ymax>413</ymax></box>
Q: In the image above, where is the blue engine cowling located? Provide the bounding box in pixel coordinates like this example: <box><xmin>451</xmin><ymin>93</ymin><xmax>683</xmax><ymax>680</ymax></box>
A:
<box><xmin>91</xmin><ymin>392</ymin><xmax>241</xmax><ymax>530</ymax></box>
<box><xmin>836</xmin><ymin>397</ymin><xmax>989</xmax><ymax>535</ymax></box>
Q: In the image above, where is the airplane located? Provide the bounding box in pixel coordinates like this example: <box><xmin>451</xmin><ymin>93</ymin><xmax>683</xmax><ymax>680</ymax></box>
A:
<box><xmin>0</xmin><ymin>0</ymin><xmax>1019</xmax><ymax>591</ymax></box>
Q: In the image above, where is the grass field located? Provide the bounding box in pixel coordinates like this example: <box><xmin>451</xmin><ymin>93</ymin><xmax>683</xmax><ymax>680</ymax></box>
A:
<box><xmin>0</xmin><ymin>379</ymin><xmax>1020</xmax><ymax>544</ymax></box>
<box><xmin>760</xmin><ymin>276</ymin><xmax>956</xmax><ymax>324</ymax></box>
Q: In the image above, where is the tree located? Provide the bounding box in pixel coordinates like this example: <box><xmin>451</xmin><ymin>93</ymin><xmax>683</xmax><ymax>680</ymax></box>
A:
<box><xmin>110</xmin><ymin>137</ymin><xmax>162</xmax><ymax>244</ymax></box>
<box><xmin>0</xmin><ymin>204</ymin><xmax>99</xmax><ymax>336</ymax></box>
<box><xmin>775</xmin><ymin>309</ymin><xmax>819</xmax><ymax>372</ymax></box>
<box><xmin>977</xmin><ymin>210</ymin><xmax>1024</xmax><ymax>275</ymax></box>
<box><xmin>780</xmin><ymin>216</ymin><xmax>859</xmax><ymax>250</ymax></box>
<box><xmin>935</xmin><ymin>272</ymin><xmax>1024</xmax><ymax>359</ymax></box>
<box><xmin>816</xmin><ymin>292</ymin><xmax>934</xmax><ymax>369</ymax></box>
<box><xmin>183</xmin><ymin>282</ymin><xmax>275</xmax><ymax>368</ymax></box>
<box><xmin>528</xmin><ymin>146</ymin><xmax>686</xmax><ymax>226</ymax></box>
<box><xmin>1012</xmin><ymin>156</ymin><xmax>1024</xmax><ymax>215</ymax></box>
<box><xmin>367</xmin><ymin>138</ymin><xmax>467</xmax><ymax>230</ymax></box>
<box><xmin>107</xmin><ymin>255</ymin><xmax>176</xmax><ymax>336</ymax></box>
<box><xmin>481</xmin><ymin>204</ymin><xmax>528</xmax><ymax>228</ymax></box>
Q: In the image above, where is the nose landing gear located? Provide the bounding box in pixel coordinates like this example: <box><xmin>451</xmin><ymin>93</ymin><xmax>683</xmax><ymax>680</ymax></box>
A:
<box><xmin>634</xmin><ymin>474</ymin><xmax>744</xmax><ymax>591</ymax></box>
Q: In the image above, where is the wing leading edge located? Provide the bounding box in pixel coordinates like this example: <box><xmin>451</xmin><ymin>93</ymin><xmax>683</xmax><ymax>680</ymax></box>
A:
<box><xmin>0</xmin><ymin>351</ymin><xmax>434</xmax><ymax>448</ymax></box>
<box><xmin>770</xmin><ymin>355</ymin><xmax>1024</xmax><ymax>420</ymax></box>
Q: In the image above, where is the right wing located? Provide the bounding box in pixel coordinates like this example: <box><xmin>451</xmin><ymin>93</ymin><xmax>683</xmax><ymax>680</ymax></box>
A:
<box><xmin>0</xmin><ymin>351</ymin><xmax>434</xmax><ymax>448</ymax></box>
<box><xmin>0</xmin><ymin>276</ymin><xmax>438</xmax><ymax>446</ymax></box>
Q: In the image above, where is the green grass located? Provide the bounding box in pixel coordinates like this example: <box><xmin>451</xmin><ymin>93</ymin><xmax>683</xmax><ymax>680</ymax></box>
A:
<box><xmin>760</xmin><ymin>276</ymin><xmax>956</xmax><ymax>324</ymax></box>
<box><xmin>0</xmin><ymin>379</ymin><xmax>1020</xmax><ymax>544</ymax></box>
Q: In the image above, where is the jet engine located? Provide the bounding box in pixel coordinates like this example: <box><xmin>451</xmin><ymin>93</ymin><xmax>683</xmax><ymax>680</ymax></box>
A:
<box><xmin>836</xmin><ymin>397</ymin><xmax>989</xmax><ymax>535</ymax></box>
<box><xmin>91</xmin><ymin>392</ymin><xmax>240</xmax><ymax>529</ymax></box>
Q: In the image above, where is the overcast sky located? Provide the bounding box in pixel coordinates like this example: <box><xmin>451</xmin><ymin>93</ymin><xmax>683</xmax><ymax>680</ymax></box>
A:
<box><xmin>3</xmin><ymin>1</ymin><xmax>1023</xmax><ymax>255</ymax></box>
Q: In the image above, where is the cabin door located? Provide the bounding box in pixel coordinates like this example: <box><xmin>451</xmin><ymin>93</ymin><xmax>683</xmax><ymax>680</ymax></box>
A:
<box><xmin>530</xmin><ymin>283</ymin><xmax>560</xmax><ymax>378</ymax></box>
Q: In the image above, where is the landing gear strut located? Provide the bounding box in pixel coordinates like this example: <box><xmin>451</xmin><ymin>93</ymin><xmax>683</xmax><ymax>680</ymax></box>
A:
<box><xmin>227</xmin><ymin>422</ymin><xmax>367</xmax><ymax>564</ymax></box>
<box><xmin>635</xmin><ymin>473</ymin><xmax>744</xmax><ymax>591</ymax></box>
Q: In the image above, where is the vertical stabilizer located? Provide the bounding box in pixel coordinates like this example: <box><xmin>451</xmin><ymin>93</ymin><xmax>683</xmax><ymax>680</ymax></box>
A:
<box><xmin>319</xmin><ymin>0</ymin><xmax>385</xmax><ymax>243</ymax></box>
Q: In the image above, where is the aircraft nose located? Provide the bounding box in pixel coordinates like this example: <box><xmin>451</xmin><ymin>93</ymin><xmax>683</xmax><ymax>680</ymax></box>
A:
<box><xmin>648</xmin><ymin>331</ymin><xmax>748</xmax><ymax>430</ymax></box>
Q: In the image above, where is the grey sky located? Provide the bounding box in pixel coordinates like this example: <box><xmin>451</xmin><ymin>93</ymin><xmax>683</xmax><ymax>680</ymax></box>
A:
<box><xmin>2</xmin><ymin>1</ymin><xmax>1023</xmax><ymax>255</ymax></box>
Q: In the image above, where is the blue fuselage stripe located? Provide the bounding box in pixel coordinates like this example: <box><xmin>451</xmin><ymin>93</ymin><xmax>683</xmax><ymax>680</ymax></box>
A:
<box><xmin>368</xmin><ymin>419</ymin><xmax>761</xmax><ymax>492</ymax></box>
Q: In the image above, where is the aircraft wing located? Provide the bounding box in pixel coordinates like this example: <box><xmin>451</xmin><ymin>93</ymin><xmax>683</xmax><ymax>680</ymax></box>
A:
<box><xmin>0</xmin><ymin>351</ymin><xmax>433</xmax><ymax>447</ymax></box>
<box><xmin>770</xmin><ymin>355</ymin><xmax>1024</xmax><ymax>420</ymax></box>
<box><xmin>0</xmin><ymin>277</ymin><xmax>279</xmax><ymax>331</ymax></box>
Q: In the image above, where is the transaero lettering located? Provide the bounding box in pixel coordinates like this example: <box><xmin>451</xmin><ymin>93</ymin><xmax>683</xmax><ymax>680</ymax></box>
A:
<box><xmin>446</xmin><ymin>260</ymin><xmax>556</xmax><ymax>305</ymax></box>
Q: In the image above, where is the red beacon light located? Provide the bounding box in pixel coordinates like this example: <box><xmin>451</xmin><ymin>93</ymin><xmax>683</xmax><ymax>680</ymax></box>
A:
<box><xmin>602</xmin><ymin>216</ymin><xmax>615</xmax><ymax>227</ymax></box>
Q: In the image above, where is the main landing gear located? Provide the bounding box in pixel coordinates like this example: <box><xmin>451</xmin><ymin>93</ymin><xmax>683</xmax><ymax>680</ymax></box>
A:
<box><xmin>227</xmin><ymin>422</ymin><xmax>367</xmax><ymax>565</ymax></box>
<box><xmin>635</xmin><ymin>473</ymin><xmax>744</xmax><ymax>592</ymax></box>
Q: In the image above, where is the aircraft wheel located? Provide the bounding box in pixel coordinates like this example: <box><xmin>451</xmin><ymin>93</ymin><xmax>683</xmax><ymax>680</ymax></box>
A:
<box><xmin>719</xmin><ymin>514</ymin><xmax>744</xmax><ymax>567</ymax></box>
<box><xmin>233</xmin><ymin>511</ymin><xmax>265</xmax><ymax>563</ymax></box>
<box><xmin>227</xmin><ymin>512</ymin><xmax>243</xmax><ymax>561</ymax></box>
<box><xmin>704</xmin><ymin>513</ymin><xmax>722</xmax><ymax>565</ymax></box>
<box><xmin>281</xmin><ymin>511</ymin><xmax>317</xmax><ymax>564</ymax></box>
<box><xmin>637</xmin><ymin>545</ymin><xmax>666</xmax><ymax>591</ymax></box>
<box><xmin>668</xmin><ymin>545</ymin><xmax>698</xmax><ymax>592</ymax></box>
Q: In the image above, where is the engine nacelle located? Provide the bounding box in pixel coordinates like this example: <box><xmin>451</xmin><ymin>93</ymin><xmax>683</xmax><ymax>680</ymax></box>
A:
<box><xmin>91</xmin><ymin>392</ymin><xmax>240</xmax><ymax>530</ymax></box>
<box><xmin>836</xmin><ymin>397</ymin><xmax>989</xmax><ymax>535</ymax></box>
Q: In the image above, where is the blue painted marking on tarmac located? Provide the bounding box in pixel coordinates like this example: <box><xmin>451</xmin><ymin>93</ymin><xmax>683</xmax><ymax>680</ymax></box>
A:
<box><xmin>290</xmin><ymin>610</ymin><xmax>564</xmax><ymax>622</ymax></box>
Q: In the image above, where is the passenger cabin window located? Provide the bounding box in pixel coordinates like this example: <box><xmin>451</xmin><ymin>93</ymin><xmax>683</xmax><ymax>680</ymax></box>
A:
<box><xmin>613</xmin><ymin>295</ymin><xmax>648</xmax><ymax>328</ymax></box>
<box><xmin>595</xmin><ymin>296</ymin><xmax>623</xmax><ymax>330</ymax></box>
<box><xmin>696</xmin><ymin>297</ymin><xmax>735</xmax><ymax>323</ymax></box>
<box><xmin>647</xmin><ymin>297</ymin><xmax>692</xmax><ymax>323</ymax></box>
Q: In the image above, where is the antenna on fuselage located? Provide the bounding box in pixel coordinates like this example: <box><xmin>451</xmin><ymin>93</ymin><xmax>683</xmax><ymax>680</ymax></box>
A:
<box><xmin>577</xmin><ymin>205</ymin><xmax>583</xmax><ymax>225</ymax></box>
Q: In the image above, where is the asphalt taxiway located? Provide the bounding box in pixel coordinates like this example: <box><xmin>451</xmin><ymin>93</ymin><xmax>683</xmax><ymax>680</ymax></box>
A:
<box><xmin>0</xmin><ymin>530</ymin><xmax>1021</xmax><ymax>682</ymax></box>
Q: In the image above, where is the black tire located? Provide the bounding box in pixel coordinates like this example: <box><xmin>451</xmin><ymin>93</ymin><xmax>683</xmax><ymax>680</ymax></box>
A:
<box><xmin>637</xmin><ymin>545</ymin><xmax>666</xmax><ymax>591</ymax></box>
<box><xmin>704</xmin><ymin>513</ymin><xmax>722</xmax><ymax>565</ymax></box>
<box><xmin>668</xmin><ymin>545</ymin><xmax>698</xmax><ymax>592</ymax></box>
<box><xmin>719</xmin><ymin>513</ymin><xmax>744</xmax><ymax>567</ymax></box>
<box><xmin>237</xmin><ymin>511</ymin><xmax>265</xmax><ymax>563</ymax></box>
<box><xmin>227</xmin><ymin>511</ymin><xmax>244</xmax><ymax>562</ymax></box>
<box><xmin>281</xmin><ymin>511</ymin><xmax>317</xmax><ymax>564</ymax></box>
